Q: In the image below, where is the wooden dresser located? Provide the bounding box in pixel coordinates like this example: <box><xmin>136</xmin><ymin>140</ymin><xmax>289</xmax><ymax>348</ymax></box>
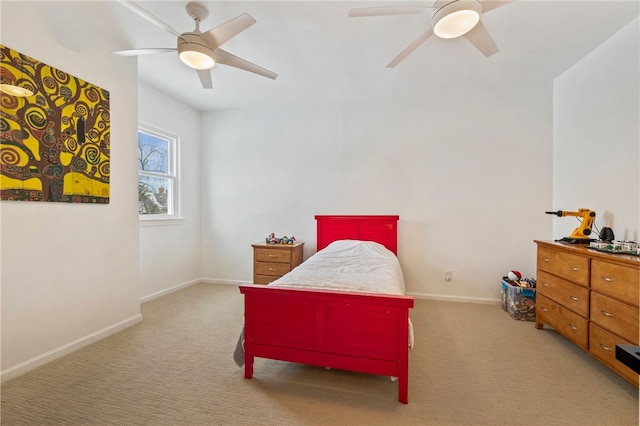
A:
<box><xmin>534</xmin><ymin>240</ymin><xmax>639</xmax><ymax>385</ymax></box>
<box><xmin>252</xmin><ymin>242</ymin><xmax>304</xmax><ymax>284</ymax></box>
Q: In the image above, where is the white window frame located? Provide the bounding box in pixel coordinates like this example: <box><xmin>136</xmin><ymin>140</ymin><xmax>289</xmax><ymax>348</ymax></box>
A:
<box><xmin>137</xmin><ymin>123</ymin><xmax>183</xmax><ymax>225</ymax></box>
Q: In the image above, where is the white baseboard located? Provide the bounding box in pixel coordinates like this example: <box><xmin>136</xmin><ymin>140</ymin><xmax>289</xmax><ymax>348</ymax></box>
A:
<box><xmin>407</xmin><ymin>292</ymin><xmax>500</xmax><ymax>305</ymax></box>
<box><xmin>140</xmin><ymin>278</ymin><xmax>201</xmax><ymax>304</ymax></box>
<box><xmin>201</xmin><ymin>279</ymin><xmax>500</xmax><ymax>305</ymax></box>
<box><xmin>200</xmin><ymin>277</ymin><xmax>250</xmax><ymax>286</ymax></box>
<box><xmin>1</xmin><ymin>313</ymin><xmax>143</xmax><ymax>383</ymax></box>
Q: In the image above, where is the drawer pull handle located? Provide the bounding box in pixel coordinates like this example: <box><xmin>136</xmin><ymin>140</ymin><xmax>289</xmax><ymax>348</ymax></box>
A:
<box><xmin>569</xmin><ymin>296</ymin><xmax>579</xmax><ymax>301</ymax></box>
<box><xmin>543</xmin><ymin>258</ymin><xmax>550</xmax><ymax>262</ymax></box>
<box><xmin>543</xmin><ymin>282</ymin><xmax>549</xmax><ymax>287</ymax></box>
<box><xmin>268</xmin><ymin>268</ymin><xmax>276</xmax><ymax>272</ymax></box>
<box><xmin>600</xmin><ymin>276</ymin><xmax>613</xmax><ymax>283</ymax></box>
<box><xmin>599</xmin><ymin>343</ymin><xmax>613</xmax><ymax>352</ymax></box>
<box><xmin>268</xmin><ymin>254</ymin><xmax>277</xmax><ymax>258</ymax></box>
<box><xmin>569</xmin><ymin>267</ymin><xmax>580</xmax><ymax>271</ymax></box>
<box><xmin>601</xmin><ymin>310</ymin><xmax>614</xmax><ymax>317</ymax></box>
<box><xmin>541</xmin><ymin>307</ymin><xmax>549</xmax><ymax>312</ymax></box>
<box><xmin>568</xmin><ymin>324</ymin><xmax>578</xmax><ymax>331</ymax></box>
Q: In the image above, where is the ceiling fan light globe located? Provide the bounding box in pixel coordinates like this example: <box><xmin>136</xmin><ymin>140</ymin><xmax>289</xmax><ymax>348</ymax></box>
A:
<box><xmin>432</xmin><ymin>0</ymin><xmax>481</xmax><ymax>39</ymax></box>
<box><xmin>179</xmin><ymin>50</ymin><xmax>215</xmax><ymax>70</ymax></box>
<box><xmin>177</xmin><ymin>36</ymin><xmax>216</xmax><ymax>70</ymax></box>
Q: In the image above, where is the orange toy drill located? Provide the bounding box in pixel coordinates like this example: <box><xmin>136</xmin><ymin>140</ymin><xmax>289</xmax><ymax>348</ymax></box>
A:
<box><xmin>545</xmin><ymin>208</ymin><xmax>596</xmax><ymax>243</ymax></box>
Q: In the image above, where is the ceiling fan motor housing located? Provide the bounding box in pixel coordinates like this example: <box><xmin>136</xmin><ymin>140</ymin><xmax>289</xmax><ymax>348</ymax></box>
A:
<box><xmin>432</xmin><ymin>0</ymin><xmax>482</xmax><ymax>39</ymax></box>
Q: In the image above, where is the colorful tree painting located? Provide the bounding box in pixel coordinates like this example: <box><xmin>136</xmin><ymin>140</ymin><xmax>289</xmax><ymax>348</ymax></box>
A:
<box><xmin>0</xmin><ymin>45</ymin><xmax>110</xmax><ymax>203</ymax></box>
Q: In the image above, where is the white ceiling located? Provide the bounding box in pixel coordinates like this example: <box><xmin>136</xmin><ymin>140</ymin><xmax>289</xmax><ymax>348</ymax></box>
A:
<box><xmin>43</xmin><ymin>1</ymin><xmax>639</xmax><ymax>111</ymax></box>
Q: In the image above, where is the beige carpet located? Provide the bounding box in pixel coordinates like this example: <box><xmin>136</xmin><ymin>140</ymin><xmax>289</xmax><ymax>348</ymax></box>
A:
<box><xmin>1</xmin><ymin>283</ymin><xmax>638</xmax><ymax>425</ymax></box>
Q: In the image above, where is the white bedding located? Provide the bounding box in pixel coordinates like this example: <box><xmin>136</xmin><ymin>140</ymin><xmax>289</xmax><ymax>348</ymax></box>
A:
<box><xmin>269</xmin><ymin>239</ymin><xmax>406</xmax><ymax>295</ymax></box>
<box><xmin>269</xmin><ymin>239</ymin><xmax>414</xmax><ymax>349</ymax></box>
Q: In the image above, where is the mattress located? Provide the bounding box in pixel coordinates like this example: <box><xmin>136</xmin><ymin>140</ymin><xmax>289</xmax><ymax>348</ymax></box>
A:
<box><xmin>269</xmin><ymin>239</ymin><xmax>406</xmax><ymax>295</ymax></box>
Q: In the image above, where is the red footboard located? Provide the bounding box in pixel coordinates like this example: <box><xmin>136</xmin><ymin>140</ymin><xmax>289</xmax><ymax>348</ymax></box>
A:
<box><xmin>239</xmin><ymin>284</ymin><xmax>414</xmax><ymax>403</ymax></box>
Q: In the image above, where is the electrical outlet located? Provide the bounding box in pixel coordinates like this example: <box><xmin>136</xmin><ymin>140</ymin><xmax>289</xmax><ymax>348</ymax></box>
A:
<box><xmin>444</xmin><ymin>270</ymin><xmax>453</xmax><ymax>282</ymax></box>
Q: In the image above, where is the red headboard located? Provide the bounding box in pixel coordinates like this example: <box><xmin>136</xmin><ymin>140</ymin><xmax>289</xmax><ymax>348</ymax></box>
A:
<box><xmin>315</xmin><ymin>215</ymin><xmax>400</xmax><ymax>255</ymax></box>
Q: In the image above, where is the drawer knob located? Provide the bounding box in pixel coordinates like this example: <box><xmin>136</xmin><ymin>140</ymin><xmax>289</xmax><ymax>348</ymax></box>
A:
<box><xmin>601</xmin><ymin>310</ymin><xmax>614</xmax><ymax>317</ymax></box>
<box><xmin>568</xmin><ymin>324</ymin><xmax>578</xmax><ymax>331</ymax></box>
<box><xmin>600</xmin><ymin>276</ymin><xmax>613</xmax><ymax>283</ymax></box>
<box><xmin>541</xmin><ymin>307</ymin><xmax>549</xmax><ymax>312</ymax></box>
<box><xmin>569</xmin><ymin>296</ymin><xmax>579</xmax><ymax>301</ymax></box>
<box><xmin>268</xmin><ymin>268</ymin><xmax>276</xmax><ymax>272</ymax></box>
<box><xmin>543</xmin><ymin>258</ymin><xmax>550</xmax><ymax>262</ymax></box>
<box><xmin>599</xmin><ymin>343</ymin><xmax>613</xmax><ymax>352</ymax></box>
<box><xmin>543</xmin><ymin>282</ymin><xmax>549</xmax><ymax>287</ymax></box>
<box><xmin>569</xmin><ymin>267</ymin><xmax>580</xmax><ymax>271</ymax></box>
<box><xmin>268</xmin><ymin>254</ymin><xmax>277</xmax><ymax>258</ymax></box>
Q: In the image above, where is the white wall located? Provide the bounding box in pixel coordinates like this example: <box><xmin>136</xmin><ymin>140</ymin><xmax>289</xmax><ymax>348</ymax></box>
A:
<box><xmin>138</xmin><ymin>83</ymin><xmax>202</xmax><ymax>301</ymax></box>
<box><xmin>553</xmin><ymin>17</ymin><xmax>639</xmax><ymax>242</ymax></box>
<box><xmin>1</xmin><ymin>2</ymin><xmax>141</xmax><ymax>380</ymax></box>
<box><xmin>201</xmin><ymin>84</ymin><xmax>553</xmax><ymax>301</ymax></box>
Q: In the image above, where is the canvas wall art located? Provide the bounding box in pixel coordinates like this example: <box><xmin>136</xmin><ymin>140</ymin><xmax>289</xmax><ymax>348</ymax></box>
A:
<box><xmin>0</xmin><ymin>45</ymin><xmax>110</xmax><ymax>203</ymax></box>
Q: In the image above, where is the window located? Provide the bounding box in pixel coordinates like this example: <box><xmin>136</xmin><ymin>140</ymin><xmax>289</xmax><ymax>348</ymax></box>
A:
<box><xmin>137</xmin><ymin>125</ymin><xmax>179</xmax><ymax>219</ymax></box>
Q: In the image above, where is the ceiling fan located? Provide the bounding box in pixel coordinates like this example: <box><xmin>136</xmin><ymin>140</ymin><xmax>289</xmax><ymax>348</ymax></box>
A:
<box><xmin>348</xmin><ymin>0</ymin><xmax>515</xmax><ymax>67</ymax></box>
<box><xmin>113</xmin><ymin>0</ymin><xmax>278</xmax><ymax>89</ymax></box>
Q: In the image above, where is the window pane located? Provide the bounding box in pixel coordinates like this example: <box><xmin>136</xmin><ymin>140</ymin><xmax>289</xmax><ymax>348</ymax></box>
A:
<box><xmin>138</xmin><ymin>132</ymin><xmax>169</xmax><ymax>173</ymax></box>
<box><xmin>139</xmin><ymin>175</ymin><xmax>170</xmax><ymax>215</ymax></box>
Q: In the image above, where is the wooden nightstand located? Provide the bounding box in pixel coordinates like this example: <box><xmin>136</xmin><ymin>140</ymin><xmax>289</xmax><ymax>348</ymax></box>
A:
<box><xmin>252</xmin><ymin>242</ymin><xmax>304</xmax><ymax>284</ymax></box>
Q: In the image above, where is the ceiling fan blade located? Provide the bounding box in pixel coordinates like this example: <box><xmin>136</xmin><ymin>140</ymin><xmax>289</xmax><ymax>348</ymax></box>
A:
<box><xmin>387</xmin><ymin>29</ymin><xmax>433</xmax><ymax>68</ymax></box>
<box><xmin>115</xmin><ymin>0</ymin><xmax>181</xmax><ymax>37</ymax></box>
<box><xmin>463</xmin><ymin>20</ymin><xmax>498</xmax><ymax>57</ymax></box>
<box><xmin>481</xmin><ymin>1</ymin><xmax>517</xmax><ymax>14</ymax></box>
<box><xmin>200</xmin><ymin>13</ymin><xmax>256</xmax><ymax>51</ymax></box>
<box><xmin>197</xmin><ymin>69</ymin><xmax>213</xmax><ymax>89</ymax></box>
<box><xmin>348</xmin><ymin>6</ymin><xmax>430</xmax><ymax>18</ymax></box>
<box><xmin>113</xmin><ymin>48</ymin><xmax>176</xmax><ymax>57</ymax></box>
<box><xmin>215</xmin><ymin>49</ymin><xmax>278</xmax><ymax>80</ymax></box>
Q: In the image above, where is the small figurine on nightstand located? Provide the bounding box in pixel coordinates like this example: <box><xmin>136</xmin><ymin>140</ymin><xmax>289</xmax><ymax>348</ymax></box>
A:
<box><xmin>266</xmin><ymin>233</ymin><xmax>278</xmax><ymax>244</ymax></box>
<box><xmin>265</xmin><ymin>233</ymin><xmax>297</xmax><ymax>244</ymax></box>
<box><xmin>281</xmin><ymin>236</ymin><xmax>296</xmax><ymax>245</ymax></box>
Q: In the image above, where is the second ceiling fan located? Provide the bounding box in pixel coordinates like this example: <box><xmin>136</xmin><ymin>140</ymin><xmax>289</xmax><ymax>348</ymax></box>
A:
<box><xmin>349</xmin><ymin>0</ymin><xmax>515</xmax><ymax>68</ymax></box>
<box><xmin>113</xmin><ymin>0</ymin><xmax>278</xmax><ymax>89</ymax></box>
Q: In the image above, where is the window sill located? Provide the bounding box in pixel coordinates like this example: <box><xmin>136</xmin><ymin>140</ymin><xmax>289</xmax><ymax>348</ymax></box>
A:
<box><xmin>139</xmin><ymin>216</ymin><xmax>186</xmax><ymax>227</ymax></box>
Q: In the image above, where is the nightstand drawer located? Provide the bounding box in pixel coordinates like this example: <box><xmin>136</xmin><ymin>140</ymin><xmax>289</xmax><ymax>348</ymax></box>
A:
<box><xmin>254</xmin><ymin>248</ymin><xmax>292</xmax><ymax>263</ymax></box>
<box><xmin>255</xmin><ymin>262</ymin><xmax>291</xmax><ymax>277</ymax></box>
<box><xmin>254</xmin><ymin>275</ymin><xmax>280</xmax><ymax>285</ymax></box>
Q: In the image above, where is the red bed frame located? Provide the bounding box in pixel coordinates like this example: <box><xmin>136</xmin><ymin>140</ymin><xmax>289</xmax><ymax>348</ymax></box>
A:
<box><xmin>239</xmin><ymin>215</ymin><xmax>414</xmax><ymax>403</ymax></box>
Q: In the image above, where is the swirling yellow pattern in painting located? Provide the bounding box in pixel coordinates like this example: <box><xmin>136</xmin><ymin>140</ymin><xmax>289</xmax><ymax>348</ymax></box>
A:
<box><xmin>0</xmin><ymin>44</ymin><xmax>110</xmax><ymax>203</ymax></box>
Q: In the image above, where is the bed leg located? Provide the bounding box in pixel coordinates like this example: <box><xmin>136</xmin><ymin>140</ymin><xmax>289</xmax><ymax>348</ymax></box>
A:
<box><xmin>398</xmin><ymin>375</ymin><xmax>408</xmax><ymax>404</ymax></box>
<box><xmin>244</xmin><ymin>353</ymin><xmax>254</xmax><ymax>379</ymax></box>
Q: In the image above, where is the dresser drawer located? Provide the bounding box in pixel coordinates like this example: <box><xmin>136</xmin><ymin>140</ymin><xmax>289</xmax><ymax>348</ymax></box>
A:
<box><xmin>537</xmin><ymin>270</ymin><xmax>589</xmax><ymax>318</ymax></box>
<box><xmin>254</xmin><ymin>248</ymin><xmax>292</xmax><ymax>263</ymax></box>
<box><xmin>537</xmin><ymin>246</ymin><xmax>589</xmax><ymax>287</ymax></box>
<box><xmin>589</xmin><ymin>323</ymin><xmax>639</xmax><ymax>386</ymax></box>
<box><xmin>536</xmin><ymin>293</ymin><xmax>589</xmax><ymax>349</ymax></box>
<box><xmin>591</xmin><ymin>260</ymin><xmax>639</xmax><ymax>307</ymax></box>
<box><xmin>254</xmin><ymin>262</ymin><xmax>291</xmax><ymax>277</ymax></box>
<box><xmin>591</xmin><ymin>292</ymin><xmax>639</xmax><ymax>345</ymax></box>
